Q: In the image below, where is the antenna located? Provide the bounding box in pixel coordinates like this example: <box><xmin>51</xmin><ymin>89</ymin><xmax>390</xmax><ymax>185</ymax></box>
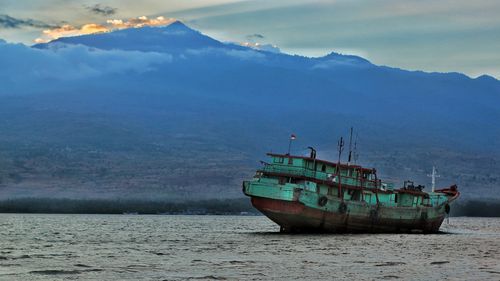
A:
<box><xmin>336</xmin><ymin>136</ymin><xmax>345</xmax><ymax>199</ymax></box>
<box><xmin>353</xmin><ymin>133</ymin><xmax>359</xmax><ymax>164</ymax></box>
<box><xmin>427</xmin><ymin>166</ymin><xmax>440</xmax><ymax>192</ymax></box>
<box><xmin>337</xmin><ymin>137</ymin><xmax>344</xmax><ymax>164</ymax></box>
<box><xmin>347</xmin><ymin>127</ymin><xmax>353</xmax><ymax>165</ymax></box>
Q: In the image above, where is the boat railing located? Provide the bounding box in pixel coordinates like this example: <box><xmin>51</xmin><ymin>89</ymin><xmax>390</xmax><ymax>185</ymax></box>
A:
<box><xmin>262</xmin><ymin>164</ymin><xmax>381</xmax><ymax>189</ymax></box>
<box><xmin>262</xmin><ymin>164</ymin><xmax>323</xmax><ymax>179</ymax></box>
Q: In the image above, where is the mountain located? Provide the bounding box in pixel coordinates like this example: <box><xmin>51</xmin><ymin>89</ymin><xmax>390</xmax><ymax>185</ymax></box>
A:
<box><xmin>1</xmin><ymin>21</ymin><xmax>499</xmax><ymax>200</ymax></box>
<box><xmin>33</xmin><ymin>21</ymin><xmax>231</xmax><ymax>53</ymax></box>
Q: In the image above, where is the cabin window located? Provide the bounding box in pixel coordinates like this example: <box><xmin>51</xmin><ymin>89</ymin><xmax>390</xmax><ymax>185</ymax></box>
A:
<box><xmin>422</xmin><ymin>198</ymin><xmax>428</xmax><ymax>206</ymax></box>
<box><xmin>321</xmin><ymin>164</ymin><xmax>326</xmax><ymax>172</ymax></box>
<box><xmin>288</xmin><ymin>157</ymin><xmax>293</xmax><ymax>165</ymax></box>
<box><xmin>274</xmin><ymin>157</ymin><xmax>284</xmax><ymax>164</ymax></box>
<box><xmin>394</xmin><ymin>194</ymin><xmax>398</xmax><ymax>203</ymax></box>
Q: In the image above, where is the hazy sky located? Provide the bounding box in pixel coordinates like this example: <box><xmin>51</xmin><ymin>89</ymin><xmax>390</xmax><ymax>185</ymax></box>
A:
<box><xmin>1</xmin><ymin>0</ymin><xmax>499</xmax><ymax>78</ymax></box>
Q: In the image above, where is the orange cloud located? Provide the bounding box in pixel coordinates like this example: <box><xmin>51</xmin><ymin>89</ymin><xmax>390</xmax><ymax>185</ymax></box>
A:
<box><xmin>81</xmin><ymin>23</ymin><xmax>109</xmax><ymax>34</ymax></box>
<box><xmin>34</xmin><ymin>16</ymin><xmax>176</xmax><ymax>43</ymax></box>
<box><xmin>35</xmin><ymin>23</ymin><xmax>109</xmax><ymax>43</ymax></box>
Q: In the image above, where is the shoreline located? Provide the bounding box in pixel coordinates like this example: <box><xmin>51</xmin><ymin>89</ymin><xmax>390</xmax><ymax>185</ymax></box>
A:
<box><xmin>0</xmin><ymin>197</ymin><xmax>498</xmax><ymax>217</ymax></box>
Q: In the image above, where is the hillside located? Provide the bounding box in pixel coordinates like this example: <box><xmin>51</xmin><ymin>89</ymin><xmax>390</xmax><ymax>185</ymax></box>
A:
<box><xmin>0</xmin><ymin>21</ymin><xmax>499</xmax><ymax>200</ymax></box>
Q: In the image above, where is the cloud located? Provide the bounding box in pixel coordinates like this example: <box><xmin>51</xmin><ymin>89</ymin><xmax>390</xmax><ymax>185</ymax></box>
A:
<box><xmin>240</xmin><ymin>33</ymin><xmax>281</xmax><ymax>53</ymax></box>
<box><xmin>225</xmin><ymin>49</ymin><xmax>266</xmax><ymax>60</ymax></box>
<box><xmin>0</xmin><ymin>40</ymin><xmax>172</xmax><ymax>86</ymax></box>
<box><xmin>186</xmin><ymin>47</ymin><xmax>266</xmax><ymax>61</ymax></box>
<box><xmin>0</xmin><ymin>14</ymin><xmax>58</xmax><ymax>29</ymax></box>
<box><xmin>36</xmin><ymin>23</ymin><xmax>109</xmax><ymax>42</ymax></box>
<box><xmin>241</xmin><ymin>42</ymin><xmax>281</xmax><ymax>54</ymax></box>
<box><xmin>85</xmin><ymin>4</ymin><xmax>117</xmax><ymax>16</ymax></box>
<box><xmin>106</xmin><ymin>16</ymin><xmax>176</xmax><ymax>29</ymax></box>
<box><xmin>246</xmin><ymin>33</ymin><xmax>265</xmax><ymax>41</ymax></box>
<box><xmin>35</xmin><ymin>16</ymin><xmax>176</xmax><ymax>43</ymax></box>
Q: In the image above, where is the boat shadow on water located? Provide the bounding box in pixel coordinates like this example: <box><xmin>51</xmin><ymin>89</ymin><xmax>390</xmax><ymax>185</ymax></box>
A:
<box><xmin>248</xmin><ymin>229</ymin><xmax>459</xmax><ymax>236</ymax></box>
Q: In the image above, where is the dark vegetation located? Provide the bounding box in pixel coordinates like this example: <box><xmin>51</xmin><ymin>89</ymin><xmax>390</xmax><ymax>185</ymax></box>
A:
<box><xmin>0</xmin><ymin>198</ymin><xmax>257</xmax><ymax>215</ymax></box>
<box><xmin>0</xmin><ymin>198</ymin><xmax>498</xmax><ymax>217</ymax></box>
<box><xmin>451</xmin><ymin>200</ymin><xmax>500</xmax><ymax>217</ymax></box>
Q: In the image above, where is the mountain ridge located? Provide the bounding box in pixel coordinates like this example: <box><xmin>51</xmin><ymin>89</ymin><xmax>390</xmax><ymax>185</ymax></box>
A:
<box><xmin>33</xmin><ymin>20</ymin><xmax>231</xmax><ymax>53</ymax></box>
<box><xmin>31</xmin><ymin>21</ymin><xmax>499</xmax><ymax>82</ymax></box>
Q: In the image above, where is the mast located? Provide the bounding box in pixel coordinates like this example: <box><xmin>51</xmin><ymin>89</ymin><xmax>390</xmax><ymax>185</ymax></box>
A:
<box><xmin>337</xmin><ymin>137</ymin><xmax>344</xmax><ymax>165</ymax></box>
<box><xmin>353</xmin><ymin>133</ymin><xmax>359</xmax><ymax>165</ymax></box>
<box><xmin>347</xmin><ymin>127</ymin><xmax>353</xmax><ymax>166</ymax></box>
<box><xmin>337</xmin><ymin>137</ymin><xmax>344</xmax><ymax>199</ymax></box>
<box><xmin>427</xmin><ymin>166</ymin><xmax>440</xmax><ymax>192</ymax></box>
<box><xmin>308</xmin><ymin>146</ymin><xmax>317</xmax><ymax>177</ymax></box>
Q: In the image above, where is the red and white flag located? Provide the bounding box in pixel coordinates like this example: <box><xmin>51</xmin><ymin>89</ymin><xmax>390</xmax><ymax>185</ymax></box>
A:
<box><xmin>290</xmin><ymin>134</ymin><xmax>296</xmax><ymax>140</ymax></box>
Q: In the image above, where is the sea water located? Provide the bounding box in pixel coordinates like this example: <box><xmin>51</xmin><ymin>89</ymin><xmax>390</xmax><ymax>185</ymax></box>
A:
<box><xmin>0</xmin><ymin>214</ymin><xmax>498</xmax><ymax>280</ymax></box>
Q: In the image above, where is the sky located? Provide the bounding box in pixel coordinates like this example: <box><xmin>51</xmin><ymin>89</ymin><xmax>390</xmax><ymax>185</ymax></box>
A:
<box><xmin>0</xmin><ymin>0</ymin><xmax>499</xmax><ymax>78</ymax></box>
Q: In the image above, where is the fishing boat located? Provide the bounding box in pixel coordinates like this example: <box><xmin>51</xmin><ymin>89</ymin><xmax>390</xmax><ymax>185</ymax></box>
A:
<box><xmin>242</xmin><ymin>134</ymin><xmax>459</xmax><ymax>233</ymax></box>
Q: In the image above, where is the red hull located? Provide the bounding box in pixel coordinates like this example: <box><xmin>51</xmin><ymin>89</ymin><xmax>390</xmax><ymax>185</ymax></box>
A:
<box><xmin>251</xmin><ymin>197</ymin><xmax>445</xmax><ymax>233</ymax></box>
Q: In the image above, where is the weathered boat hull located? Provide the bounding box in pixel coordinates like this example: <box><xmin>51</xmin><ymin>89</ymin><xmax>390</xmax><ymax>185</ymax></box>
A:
<box><xmin>242</xmin><ymin>153</ymin><xmax>459</xmax><ymax>234</ymax></box>
<box><xmin>251</xmin><ymin>196</ymin><xmax>445</xmax><ymax>233</ymax></box>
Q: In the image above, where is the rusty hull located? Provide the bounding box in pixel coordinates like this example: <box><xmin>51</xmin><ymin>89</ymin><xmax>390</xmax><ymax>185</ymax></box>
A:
<box><xmin>251</xmin><ymin>197</ymin><xmax>445</xmax><ymax>233</ymax></box>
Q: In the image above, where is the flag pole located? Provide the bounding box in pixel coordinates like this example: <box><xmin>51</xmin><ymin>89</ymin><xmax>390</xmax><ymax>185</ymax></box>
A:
<box><xmin>287</xmin><ymin>134</ymin><xmax>296</xmax><ymax>155</ymax></box>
